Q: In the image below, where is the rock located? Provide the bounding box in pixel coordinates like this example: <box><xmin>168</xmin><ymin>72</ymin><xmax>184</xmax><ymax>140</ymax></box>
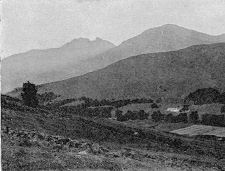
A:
<box><xmin>90</xmin><ymin>143</ymin><xmax>101</xmax><ymax>154</ymax></box>
<box><xmin>46</xmin><ymin>135</ymin><xmax>54</xmax><ymax>142</ymax></box>
<box><xmin>80</xmin><ymin>142</ymin><xmax>88</xmax><ymax>148</ymax></box>
<box><xmin>68</xmin><ymin>141</ymin><xmax>79</xmax><ymax>148</ymax></box>
<box><xmin>55</xmin><ymin>138</ymin><xmax>70</xmax><ymax>145</ymax></box>
<box><xmin>37</xmin><ymin>133</ymin><xmax>45</xmax><ymax>140</ymax></box>
<box><xmin>107</xmin><ymin>151</ymin><xmax>122</xmax><ymax>158</ymax></box>
<box><xmin>18</xmin><ymin>139</ymin><xmax>32</xmax><ymax>147</ymax></box>
<box><xmin>78</xmin><ymin>150</ymin><xmax>88</xmax><ymax>155</ymax></box>
<box><xmin>53</xmin><ymin>144</ymin><xmax>63</xmax><ymax>152</ymax></box>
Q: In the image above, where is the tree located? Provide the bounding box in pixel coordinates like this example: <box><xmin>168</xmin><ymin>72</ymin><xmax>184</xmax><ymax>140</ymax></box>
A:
<box><xmin>115</xmin><ymin>109</ymin><xmax>126</xmax><ymax>121</ymax></box>
<box><xmin>218</xmin><ymin>92</ymin><xmax>225</xmax><ymax>104</ymax></box>
<box><xmin>156</xmin><ymin>98</ymin><xmax>162</xmax><ymax>103</ymax></box>
<box><xmin>139</xmin><ymin>110</ymin><xmax>148</xmax><ymax>120</ymax></box>
<box><xmin>21</xmin><ymin>81</ymin><xmax>38</xmax><ymax>107</ymax></box>
<box><xmin>151</xmin><ymin>103</ymin><xmax>159</xmax><ymax>109</ymax></box>
<box><xmin>201</xmin><ymin>114</ymin><xmax>212</xmax><ymax>125</ymax></box>
<box><xmin>124</xmin><ymin>110</ymin><xmax>136</xmax><ymax>120</ymax></box>
<box><xmin>189</xmin><ymin>111</ymin><xmax>199</xmax><ymax>123</ymax></box>
<box><xmin>221</xmin><ymin>105</ymin><xmax>225</xmax><ymax>113</ymax></box>
<box><xmin>202</xmin><ymin>114</ymin><xmax>225</xmax><ymax>126</ymax></box>
<box><xmin>185</xmin><ymin>88</ymin><xmax>220</xmax><ymax>105</ymax></box>
<box><xmin>165</xmin><ymin>113</ymin><xmax>173</xmax><ymax>122</ymax></box>
<box><xmin>151</xmin><ymin>111</ymin><xmax>163</xmax><ymax>122</ymax></box>
<box><xmin>177</xmin><ymin>113</ymin><xmax>188</xmax><ymax>123</ymax></box>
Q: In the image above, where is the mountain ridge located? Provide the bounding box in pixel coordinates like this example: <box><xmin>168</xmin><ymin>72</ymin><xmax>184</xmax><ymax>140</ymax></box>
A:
<box><xmin>2</xmin><ymin>37</ymin><xmax>115</xmax><ymax>93</ymax></box>
<box><xmin>70</xmin><ymin>24</ymin><xmax>225</xmax><ymax>81</ymax></box>
<box><xmin>38</xmin><ymin>43</ymin><xmax>225</xmax><ymax>100</ymax></box>
<box><xmin>3</xmin><ymin>24</ymin><xmax>225</xmax><ymax>93</ymax></box>
<box><xmin>8</xmin><ymin>43</ymin><xmax>225</xmax><ymax>102</ymax></box>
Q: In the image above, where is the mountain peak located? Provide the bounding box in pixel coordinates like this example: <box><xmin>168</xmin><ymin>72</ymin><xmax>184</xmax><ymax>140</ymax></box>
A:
<box><xmin>35</xmin><ymin>43</ymin><xmax>225</xmax><ymax>100</ymax></box>
<box><xmin>95</xmin><ymin>37</ymin><xmax>103</xmax><ymax>41</ymax></box>
<box><xmin>147</xmin><ymin>24</ymin><xmax>189</xmax><ymax>33</ymax></box>
<box><xmin>61</xmin><ymin>37</ymin><xmax>115</xmax><ymax>49</ymax></box>
<box><xmin>160</xmin><ymin>23</ymin><xmax>181</xmax><ymax>28</ymax></box>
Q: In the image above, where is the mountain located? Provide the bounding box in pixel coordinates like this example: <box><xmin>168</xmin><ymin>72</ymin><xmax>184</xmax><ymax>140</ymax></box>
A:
<box><xmin>15</xmin><ymin>43</ymin><xmax>223</xmax><ymax>101</ymax></box>
<box><xmin>1</xmin><ymin>38</ymin><xmax>115</xmax><ymax>93</ymax></box>
<box><xmin>3</xmin><ymin>24</ymin><xmax>225</xmax><ymax>93</ymax></box>
<box><xmin>70</xmin><ymin>24</ymin><xmax>225</xmax><ymax>78</ymax></box>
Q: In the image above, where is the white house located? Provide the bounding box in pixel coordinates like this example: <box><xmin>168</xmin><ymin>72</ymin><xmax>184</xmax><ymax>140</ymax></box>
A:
<box><xmin>166</xmin><ymin>107</ymin><xmax>182</xmax><ymax>113</ymax></box>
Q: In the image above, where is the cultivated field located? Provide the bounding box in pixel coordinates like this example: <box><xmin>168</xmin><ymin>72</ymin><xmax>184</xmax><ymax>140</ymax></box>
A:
<box><xmin>171</xmin><ymin>125</ymin><xmax>225</xmax><ymax>137</ymax></box>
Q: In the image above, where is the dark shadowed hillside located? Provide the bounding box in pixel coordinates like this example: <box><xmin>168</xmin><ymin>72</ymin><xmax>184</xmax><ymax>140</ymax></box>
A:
<box><xmin>11</xmin><ymin>43</ymin><xmax>223</xmax><ymax>101</ymax></box>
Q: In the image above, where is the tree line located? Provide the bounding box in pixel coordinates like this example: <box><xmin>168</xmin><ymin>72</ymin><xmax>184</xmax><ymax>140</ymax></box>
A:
<box><xmin>20</xmin><ymin>82</ymin><xmax>225</xmax><ymax>126</ymax></box>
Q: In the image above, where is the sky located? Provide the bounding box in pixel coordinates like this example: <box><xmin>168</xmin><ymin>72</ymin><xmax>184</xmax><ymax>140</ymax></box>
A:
<box><xmin>1</xmin><ymin>0</ymin><xmax>225</xmax><ymax>58</ymax></box>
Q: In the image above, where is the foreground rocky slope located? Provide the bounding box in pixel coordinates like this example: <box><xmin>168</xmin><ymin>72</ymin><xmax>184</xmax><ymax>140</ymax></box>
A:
<box><xmin>1</xmin><ymin>96</ymin><xmax>225</xmax><ymax>170</ymax></box>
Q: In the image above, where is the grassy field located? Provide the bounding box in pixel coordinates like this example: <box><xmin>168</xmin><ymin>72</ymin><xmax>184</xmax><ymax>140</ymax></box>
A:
<box><xmin>171</xmin><ymin>125</ymin><xmax>225</xmax><ymax>137</ymax></box>
<box><xmin>118</xmin><ymin>119</ymin><xmax>192</xmax><ymax>132</ymax></box>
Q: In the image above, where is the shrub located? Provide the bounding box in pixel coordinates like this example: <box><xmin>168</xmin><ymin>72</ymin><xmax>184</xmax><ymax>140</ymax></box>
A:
<box><xmin>115</xmin><ymin>110</ymin><xmax>123</xmax><ymax>121</ymax></box>
<box><xmin>185</xmin><ymin>88</ymin><xmax>220</xmax><ymax>105</ymax></box>
<box><xmin>37</xmin><ymin>92</ymin><xmax>58</xmax><ymax>104</ymax></box>
<box><xmin>221</xmin><ymin>105</ymin><xmax>225</xmax><ymax>113</ymax></box>
<box><xmin>152</xmin><ymin>111</ymin><xmax>163</xmax><ymax>122</ymax></box>
<box><xmin>218</xmin><ymin>92</ymin><xmax>225</xmax><ymax>104</ymax></box>
<box><xmin>189</xmin><ymin>111</ymin><xmax>199</xmax><ymax>123</ymax></box>
<box><xmin>201</xmin><ymin>114</ymin><xmax>225</xmax><ymax>126</ymax></box>
<box><xmin>151</xmin><ymin>103</ymin><xmax>159</xmax><ymax>108</ymax></box>
<box><xmin>124</xmin><ymin>110</ymin><xmax>138</xmax><ymax>120</ymax></box>
<box><xmin>165</xmin><ymin>113</ymin><xmax>173</xmax><ymax>122</ymax></box>
<box><xmin>173</xmin><ymin>113</ymin><xmax>188</xmax><ymax>123</ymax></box>
<box><xmin>138</xmin><ymin>110</ymin><xmax>149</xmax><ymax>120</ymax></box>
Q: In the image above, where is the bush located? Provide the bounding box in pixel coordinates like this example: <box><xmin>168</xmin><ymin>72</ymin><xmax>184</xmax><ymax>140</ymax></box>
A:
<box><xmin>115</xmin><ymin>110</ymin><xmax>123</xmax><ymax>121</ymax></box>
<box><xmin>37</xmin><ymin>92</ymin><xmax>58</xmax><ymax>104</ymax></box>
<box><xmin>116</xmin><ymin>110</ymin><xmax>149</xmax><ymax>122</ymax></box>
<box><xmin>172</xmin><ymin>113</ymin><xmax>188</xmax><ymax>123</ymax></box>
<box><xmin>189</xmin><ymin>111</ymin><xmax>199</xmax><ymax>123</ymax></box>
<box><xmin>151</xmin><ymin>103</ymin><xmax>159</xmax><ymax>108</ymax></box>
<box><xmin>152</xmin><ymin>111</ymin><xmax>163</xmax><ymax>122</ymax></box>
<box><xmin>124</xmin><ymin>110</ymin><xmax>137</xmax><ymax>120</ymax></box>
<box><xmin>201</xmin><ymin>114</ymin><xmax>225</xmax><ymax>126</ymax></box>
<box><xmin>165</xmin><ymin>113</ymin><xmax>173</xmax><ymax>122</ymax></box>
<box><xmin>185</xmin><ymin>88</ymin><xmax>220</xmax><ymax>105</ymax></box>
<box><xmin>138</xmin><ymin>110</ymin><xmax>149</xmax><ymax>120</ymax></box>
<box><xmin>221</xmin><ymin>105</ymin><xmax>225</xmax><ymax>113</ymax></box>
<box><xmin>218</xmin><ymin>92</ymin><xmax>225</xmax><ymax>104</ymax></box>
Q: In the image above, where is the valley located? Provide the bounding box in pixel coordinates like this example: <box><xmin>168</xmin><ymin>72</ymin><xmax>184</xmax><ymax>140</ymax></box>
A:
<box><xmin>1</xmin><ymin>93</ymin><xmax>225</xmax><ymax>170</ymax></box>
<box><xmin>2</xmin><ymin>24</ymin><xmax>225</xmax><ymax>171</ymax></box>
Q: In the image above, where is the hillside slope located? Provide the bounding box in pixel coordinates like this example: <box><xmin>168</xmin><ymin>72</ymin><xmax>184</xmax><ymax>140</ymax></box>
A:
<box><xmin>3</xmin><ymin>24</ymin><xmax>225</xmax><ymax>93</ymax></box>
<box><xmin>28</xmin><ymin>43</ymin><xmax>225</xmax><ymax>101</ymax></box>
<box><xmin>2</xmin><ymin>38</ymin><xmax>115</xmax><ymax>93</ymax></box>
<box><xmin>1</xmin><ymin>95</ymin><xmax>225</xmax><ymax>170</ymax></box>
<box><xmin>71</xmin><ymin>24</ymin><xmax>225</xmax><ymax>79</ymax></box>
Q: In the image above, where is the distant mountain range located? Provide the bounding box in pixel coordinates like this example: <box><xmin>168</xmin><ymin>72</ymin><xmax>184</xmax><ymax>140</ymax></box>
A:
<box><xmin>3</xmin><ymin>24</ymin><xmax>225</xmax><ymax>94</ymax></box>
<box><xmin>2</xmin><ymin>38</ymin><xmax>115</xmax><ymax>93</ymax></box>
<box><xmin>8</xmin><ymin>43</ymin><xmax>225</xmax><ymax>102</ymax></box>
<box><xmin>39</xmin><ymin>43</ymin><xmax>225</xmax><ymax>100</ymax></box>
<box><xmin>75</xmin><ymin>24</ymin><xmax>225</xmax><ymax>76</ymax></box>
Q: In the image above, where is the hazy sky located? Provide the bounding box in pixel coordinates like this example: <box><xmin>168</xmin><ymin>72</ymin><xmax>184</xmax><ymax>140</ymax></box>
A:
<box><xmin>1</xmin><ymin>0</ymin><xmax>225</xmax><ymax>57</ymax></box>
